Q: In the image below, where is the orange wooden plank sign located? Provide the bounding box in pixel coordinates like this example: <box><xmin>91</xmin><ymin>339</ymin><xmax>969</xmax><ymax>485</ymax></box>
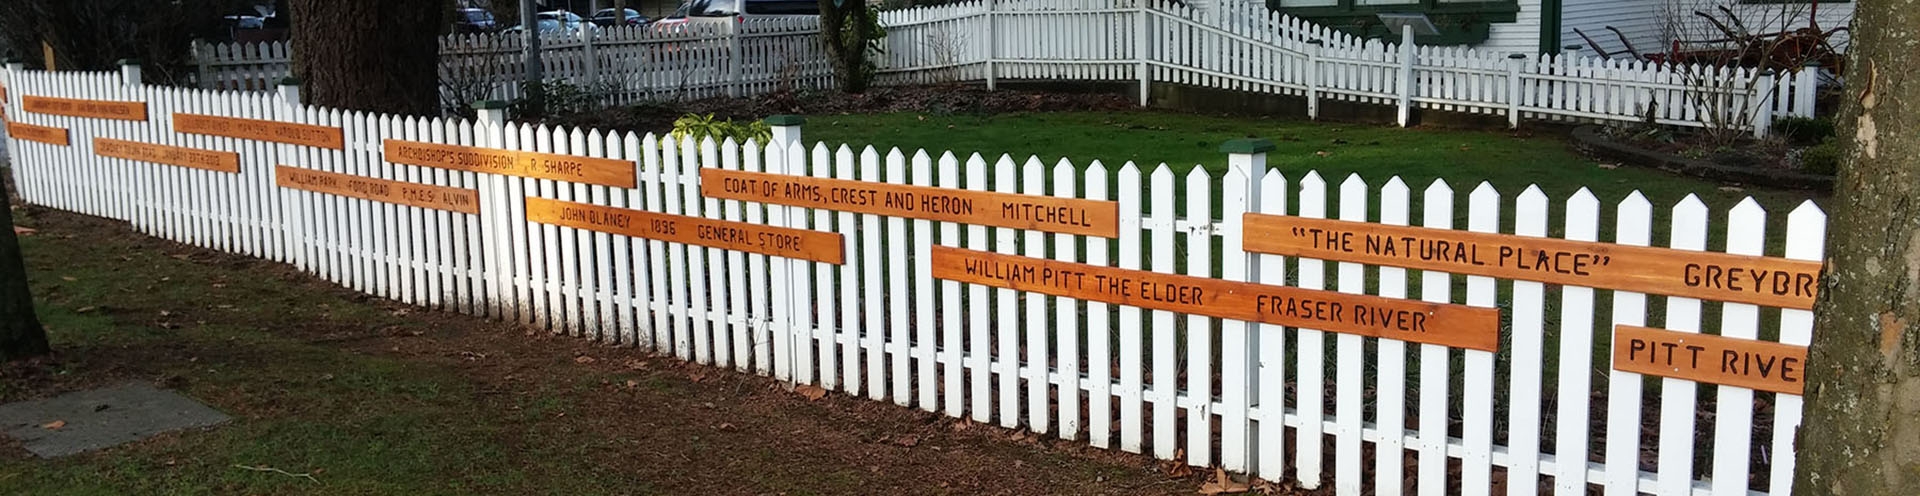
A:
<box><xmin>1612</xmin><ymin>325</ymin><xmax>1807</xmax><ymax>395</ymax></box>
<box><xmin>526</xmin><ymin>197</ymin><xmax>843</xmax><ymax>264</ymax></box>
<box><xmin>700</xmin><ymin>168</ymin><xmax>1120</xmax><ymax>238</ymax></box>
<box><xmin>22</xmin><ymin>95</ymin><xmax>148</xmax><ymax>121</ymax></box>
<box><xmin>176</xmin><ymin>113</ymin><xmax>345</xmax><ymax>149</ymax></box>
<box><xmin>383</xmin><ymin>140</ymin><xmax>635</xmax><ymax>188</ymax></box>
<box><xmin>7</xmin><ymin>122</ymin><xmax>69</xmax><ymax>146</ymax></box>
<box><xmin>931</xmin><ymin>246</ymin><xmax>1500</xmax><ymax>351</ymax></box>
<box><xmin>1242</xmin><ymin>215</ymin><xmax>1824</xmax><ymax>309</ymax></box>
<box><xmin>93</xmin><ymin>138</ymin><xmax>239</xmax><ymax>173</ymax></box>
<box><xmin>275</xmin><ymin>166</ymin><xmax>480</xmax><ymax>214</ymax></box>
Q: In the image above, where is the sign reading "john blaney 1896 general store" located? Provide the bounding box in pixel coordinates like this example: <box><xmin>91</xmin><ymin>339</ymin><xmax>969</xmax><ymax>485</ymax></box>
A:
<box><xmin>700</xmin><ymin>169</ymin><xmax>1120</xmax><ymax>238</ymax></box>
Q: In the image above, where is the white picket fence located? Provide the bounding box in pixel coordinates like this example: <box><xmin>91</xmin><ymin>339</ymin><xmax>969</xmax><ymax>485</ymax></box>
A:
<box><xmin>3</xmin><ymin>66</ymin><xmax>1826</xmax><ymax>496</ymax></box>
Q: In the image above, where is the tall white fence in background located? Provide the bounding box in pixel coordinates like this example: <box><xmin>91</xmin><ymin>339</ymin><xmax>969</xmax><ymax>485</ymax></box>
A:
<box><xmin>5</xmin><ymin>66</ymin><xmax>1828</xmax><ymax>496</ymax></box>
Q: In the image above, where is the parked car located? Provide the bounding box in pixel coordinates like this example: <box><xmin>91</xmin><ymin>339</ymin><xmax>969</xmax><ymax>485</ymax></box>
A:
<box><xmin>502</xmin><ymin>11</ymin><xmax>601</xmax><ymax>37</ymax></box>
<box><xmin>452</xmin><ymin>8</ymin><xmax>499</xmax><ymax>34</ymax></box>
<box><xmin>591</xmin><ymin>8</ymin><xmax>650</xmax><ymax>27</ymax></box>
<box><xmin>651</xmin><ymin>0</ymin><xmax>818</xmax><ymax>32</ymax></box>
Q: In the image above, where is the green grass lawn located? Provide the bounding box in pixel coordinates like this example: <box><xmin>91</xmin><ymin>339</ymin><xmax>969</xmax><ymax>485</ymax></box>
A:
<box><xmin>800</xmin><ymin>111</ymin><xmax>1824</xmax><ymax>220</ymax></box>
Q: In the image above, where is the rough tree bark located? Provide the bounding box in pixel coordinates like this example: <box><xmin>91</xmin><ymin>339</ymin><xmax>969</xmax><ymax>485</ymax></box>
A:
<box><xmin>1793</xmin><ymin>0</ymin><xmax>1920</xmax><ymax>492</ymax></box>
<box><xmin>816</xmin><ymin>0</ymin><xmax>873</xmax><ymax>93</ymax></box>
<box><xmin>0</xmin><ymin>180</ymin><xmax>49</xmax><ymax>362</ymax></box>
<box><xmin>290</xmin><ymin>0</ymin><xmax>442</xmax><ymax>115</ymax></box>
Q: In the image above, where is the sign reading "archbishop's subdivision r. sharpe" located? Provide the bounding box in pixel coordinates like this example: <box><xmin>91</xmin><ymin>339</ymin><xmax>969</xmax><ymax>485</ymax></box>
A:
<box><xmin>1242</xmin><ymin>215</ymin><xmax>1824</xmax><ymax>309</ymax></box>
<box><xmin>382</xmin><ymin>140</ymin><xmax>635</xmax><ymax>188</ymax></box>
<box><xmin>699</xmin><ymin>169</ymin><xmax>1119</xmax><ymax>237</ymax></box>
<box><xmin>931</xmin><ymin>246</ymin><xmax>1500</xmax><ymax>351</ymax></box>
<box><xmin>526</xmin><ymin>197</ymin><xmax>843</xmax><ymax>264</ymax></box>
<box><xmin>275</xmin><ymin>166</ymin><xmax>480</xmax><ymax>214</ymax></box>
<box><xmin>176</xmin><ymin>113</ymin><xmax>344</xmax><ymax>149</ymax></box>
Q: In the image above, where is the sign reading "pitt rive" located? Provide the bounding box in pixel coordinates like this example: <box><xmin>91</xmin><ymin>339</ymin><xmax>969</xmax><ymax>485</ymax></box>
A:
<box><xmin>382</xmin><ymin>140</ymin><xmax>636</xmax><ymax>188</ymax></box>
<box><xmin>930</xmin><ymin>246</ymin><xmax>1500</xmax><ymax>351</ymax></box>
<box><xmin>6</xmin><ymin>122</ymin><xmax>69</xmax><ymax>146</ymax></box>
<box><xmin>93</xmin><ymin>138</ymin><xmax>239</xmax><ymax>173</ymax></box>
<box><xmin>176</xmin><ymin>113</ymin><xmax>345</xmax><ymax>149</ymax></box>
<box><xmin>526</xmin><ymin>197</ymin><xmax>843</xmax><ymax>264</ymax></box>
<box><xmin>1242</xmin><ymin>215</ymin><xmax>1824</xmax><ymax>309</ymax></box>
<box><xmin>1612</xmin><ymin>325</ymin><xmax>1807</xmax><ymax>395</ymax></box>
<box><xmin>275</xmin><ymin>166</ymin><xmax>480</xmax><ymax>214</ymax></box>
<box><xmin>699</xmin><ymin>168</ymin><xmax>1120</xmax><ymax>238</ymax></box>
<box><xmin>22</xmin><ymin>95</ymin><xmax>148</xmax><ymax>121</ymax></box>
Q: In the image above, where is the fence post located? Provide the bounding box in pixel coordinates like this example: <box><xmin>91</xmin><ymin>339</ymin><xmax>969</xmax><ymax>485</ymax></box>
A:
<box><xmin>1507</xmin><ymin>53</ymin><xmax>1526</xmax><ymax>129</ymax></box>
<box><xmin>1754</xmin><ymin>69</ymin><xmax>1775</xmax><ymax>139</ymax></box>
<box><xmin>276</xmin><ymin>76</ymin><xmax>302</xmax><ymax>105</ymax></box>
<box><xmin>985</xmin><ymin>0</ymin><xmax>997</xmax><ymax>91</ymax></box>
<box><xmin>1396</xmin><ymin>29</ymin><xmax>1414</xmax><ymax>127</ymax></box>
<box><xmin>118</xmin><ymin>59</ymin><xmax>143</xmax><ymax>87</ymax></box>
<box><xmin>766</xmin><ymin>115</ymin><xmax>804</xmax><ymax>149</ymax></box>
<box><xmin>1221</xmin><ymin>137</ymin><xmax>1273</xmax><ymax>474</ymax></box>
<box><xmin>471</xmin><ymin>99</ymin><xmax>511</xmax><ymax>318</ymax></box>
<box><xmin>584</xmin><ymin>27</ymin><xmax>600</xmax><ymax>94</ymax></box>
<box><xmin>726</xmin><ymin>21</ymin><xmax>742</xmax><ymax>98</ymax></box>
<box><xmin>192</xmin><ymin>40</ymin><xmax>212</xmax><ymax>89</ymax></box>
<box><xmin>1794</xmin><ymin>61</ymin><xmax>1819</xmax><ymax>118</ymax></box>
<box><xmin>1136</xmin><ymin>4</ymin><xmax>1150</xmax><ymax>107</ymax></box>
<box><xmin>1307</xmin><ymin>40</ymin><xmax>1322</xmax><ymax>120</ymax></box>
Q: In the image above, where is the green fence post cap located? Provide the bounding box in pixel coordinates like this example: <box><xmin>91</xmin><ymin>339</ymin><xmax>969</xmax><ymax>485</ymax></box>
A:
<box><xmin>764</xmin><ymin>115</ymin><xmax>806</xmax><ymax>126</ymax></box>
<box><xmin>116</xmin><ymin>58</ymin><xmax>142</xmax><ymax>66</ymax></box>
<box><xmin>2</xmin><ymin>57</ymin><xmax>21</xmax><ymax>64</ymax></box>
<box><xmin>471</xmin><ymin>100</ymin><xmax>510</xmax><ymax>110</ymax></box>
<box><xmin>278</xmin><ymin>76</ymin><xmax>303</xmax><ymax>86</ymax></box>
<box><xmin>1220</xmin><ymin>138</ymin><xmax>1276</xmax><ymax>154</ymax></box>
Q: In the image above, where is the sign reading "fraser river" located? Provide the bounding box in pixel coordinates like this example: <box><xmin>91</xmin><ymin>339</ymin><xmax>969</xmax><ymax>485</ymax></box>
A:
<box><xmin>931</xmin><ymin>246</ymin><xmax>1500</xmax><ymax>351</ymax></box>
<box><xmin>699</xmin><ymin>169</ymin><xmax>1119</xmax><ymax>237</ymax></box>
<box><xmin>275</xmin><ymin>166</ymin><xmax>480</xmax><ymax>214</ymax></box>
<box><xmin>1243</xmin><ymin>214</ymin><xmax>1824</xmax><ymax>309</ymax></box>
<box><xmin>525</xmin><ymin>197</ymin><xmax>844</xmax><ymax>264</ymax></box>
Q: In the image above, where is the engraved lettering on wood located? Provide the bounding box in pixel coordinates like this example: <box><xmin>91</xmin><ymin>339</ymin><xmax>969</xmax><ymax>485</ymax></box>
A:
<box><xmin>525</xmin><ymin>197</ymin><xmax>843</xmax><ymax>264</ymax></box>
<box><xmin>175</xmin><ymin>113</ymin><xmax>345</xmax><ymax>149</ymax></box>
<box><xmin>92</xmin><ymin>138</ymin><xmax>239</xmax><ymax>173</ymax></box>
<box><xmin>6</xmin><ymin>122</ymin><xmax>69</xmax><ymax>146</ymax></box>
<box><xmin>21</xmin><ymin>95</ymin><xmax>148</xmax><ymax>121</ymax></box>
<box><xmin>275</xmin><ymin>165</ymin><xmax>481</xmax><ymax>214</ymax></box>
<box><xmin>1242</xmin><ymin>215</ymin><xmax>1824</xmax><ymax>309</ymax></box>
<box><xmin>931</xmin><ymin>246</ymin><xmax>1500</xmax><ymax>351</ymax></box>
<box><xmin>700</xmin><ymin>168</ymin><xmax>1121</xmax><ymax>237</ymax></box>
<box><xmin>383</xmin><ymin>140</ymin><xmax>636</xmax><ymax>188</ymax></box>
<box><xmin>1611</xmin><ymin>325</ymin><xmax>1807</xmax><ymax>395</ymax></box>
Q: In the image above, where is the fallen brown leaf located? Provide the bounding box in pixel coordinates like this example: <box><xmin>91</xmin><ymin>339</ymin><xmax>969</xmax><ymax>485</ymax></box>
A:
<box><xmin>40</xmin><ymin>420</ymin><xmax>66</xmax><ymax>430</ymax></box>
<box><xmin>573</xmin><ymin>355</ymin><xmax>596</xmax><ymax>364</ymax></box>
<box><xmin>60</xmin><ymin>276</ymin><xmax>76</xmax><ymax>282</ymax></box>
<box><xmin>1197</xmin><ymin>467</ymin><xmax>1252</xmax><ymax>495</ymax></box>
<box><xmin>13</xmin><ymin>226</ymin><xmax>35</xmax><ymax>236</ymax></box>
<box><xmin>795</xmin><ymin>384</ymin><xmax>827</xmax><ymax>401</ymax></box>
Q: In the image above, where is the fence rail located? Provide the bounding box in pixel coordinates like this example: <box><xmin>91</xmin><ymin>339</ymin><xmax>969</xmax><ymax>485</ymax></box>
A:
<box><xmin>4</xmin><ymin>65</ymin><xmax>1825</xmax><ymax>496</ymax></box>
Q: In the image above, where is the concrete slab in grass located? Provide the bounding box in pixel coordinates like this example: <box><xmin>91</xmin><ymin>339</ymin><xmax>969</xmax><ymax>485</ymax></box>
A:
<box><xmin>0</xmin><ymin>382</ymin><xmax>229</xmax><ymax>458</ymax></box>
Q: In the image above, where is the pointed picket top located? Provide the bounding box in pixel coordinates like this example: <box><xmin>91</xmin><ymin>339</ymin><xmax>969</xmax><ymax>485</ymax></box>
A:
<box><xmin>660</xmin><ymin>133</ymin><xmax>680</xmax><ymax>156</ymax></box>
<box><xmin>1148</xmin><ymin>163</ymin><xmax>1176</xmax><ymax>187</ymax></box>
<box><xmin>885</xmin><ymin>147</ymin><xmax>906</xmax><ymax>165</ymax></box>
<box><xmin>1467</xmin><ymin>182</ymin><xmax>1502</xmax><ymax>233</ymax></box>
<box><xmin>1185</xmin><ymin>165</ymin><xmax>1212</xmax><ymax>186</ymax></box>
<box><xmin>1516</xmin><ymin>185</ymin><xmax>1549</xmax><ymax>236</ymax></box>
<box><xmin>781</xmin><ymin>140</ymin><xmax>806</xmax><ymax>175</ymax></box>
<box><xmin>1422</xmin><ymin>179</ymin><xmax>1455</xmax><ymax>228</ymax></box>
<box><xmin>910</xmin><ymin>150</ymin><xmax>933</xmax><ymax>185</ymax></box>
<box><xmin>1298</xmin><ymin>171</ymin><xmax>1328</xmax><ymax>218</ymax></box>
<box><xmin>1053</xmin><ymin>159</ymin><xmax>1077</xmax><ymax>197</ymax></box>
<box><xmin>1726</xmin><ymin>198</ymin><xmax>1768</xmax><ymax>255</ymax></box>
<box><xmin>1024</xmin><ymin>155</ymin><xmax>1049</xmax><ymax>192</ymax></box>
<box><xmin>1087</xmin><ymin>159</ymin><xmax>1109</xmax><ymax>178</ymax></box>
<box><xmin>995</xmin><ymin>155</ymin><xmax>1021</xmax><ymax>193</ymax></box>
<box><xmin>1338</xmin><ymin>173</ymin><xmax>1368</xmax><ymax>221</ymax></box>
<box><xmin>1564</xmin><ymin>188</ymin><xmax>1600</xmax><ymax>241</ymax></box>
<box><xmin>811</xmin><ymin>141</ymin><xmax>832</xmax><ymax>158</ymax></box>
<box><xmin>1380</xmin><ymin>177</ymin><xmax>1410</xmax><ymax>226</ymax></box>
<box><xmin>719</xmin><ymin>136</ymin><xmax>736</xmax><ymax>150</ymax></box>
<box><xmin>966</xmin><ymin>153</ymin><xmax>990</xmax><ymax>190</ymax></box>
<box><xmin>1669</xmin><ymin>194</ymin><xmax>1710</xmax><ymax>251</ymax></box>
<box><xmin>858</xmin><ymin>145</ymin><xmax>881</xmax><ymax>179</ymax></box>
<box><xmin>1261</xmin><ymin>168</ymin><xmax>1287</xmax><ymax>186</ymax></box>
<box><xmin>1785</xmin><ymin>201</ymin><xmax>1827</xmax><ymax>260</ymax></box>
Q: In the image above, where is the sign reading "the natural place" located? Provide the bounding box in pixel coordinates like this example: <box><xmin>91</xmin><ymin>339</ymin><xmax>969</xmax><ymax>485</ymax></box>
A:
<box><xmin>526</xmin><ymin>197</ymin><xmax>844</xmax><ymax>264</ymax></box>
<box><xmin>700</xmin><ymin>169</ymin><xmax>1120</xmax><ymax>238</ymax></box>
<box><xmin>1612</xmin><ymin>325</ymin><xmax>1807</xmax><ymax>395</ymax></box>
<box><xmin>931</xmin><ymin>246</ymin><xmax>1500</xmax><ymax>351</ymax></box>
<box><xmin>275</xmin><ymin>166</ymin><xmax>480</xmax><ymax>214</ymax></box>
<box><xmin>383</xmin><ymin>140</ymin><xmax>636</xmax><ymax>188</ymax></box>
<box><xmin>1242</xmin><ymin>215</ymin><xmax>1823</xmax><ymax>309</ymax></box>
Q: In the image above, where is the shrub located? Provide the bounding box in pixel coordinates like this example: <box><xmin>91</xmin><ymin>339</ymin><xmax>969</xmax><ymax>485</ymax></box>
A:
<box><xmin>1773</xmin><ymin>116</ymin><xmax>1836</xmax><ymax>146</ymax></box>
<box><xmin>670</xmin><ymin>113</ymin><xmax>771</xmax><ymax>145</ymax></box>
<box><xmin>1799</xmin><ymin>138</ymin><xmax>1843</xmax><ymax>176</ymax></box>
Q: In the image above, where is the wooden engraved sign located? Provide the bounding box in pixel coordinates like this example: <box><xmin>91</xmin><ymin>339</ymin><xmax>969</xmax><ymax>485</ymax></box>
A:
<box><xmin>176</xmin><ymin>113</ymin><xmax>345</xmax><ymax>149</ymax></box>
<box><xmin>931</xmin><ymin>246</ymin><xmax>1500</xmax><ymax>351</ymax></box>
<box><xmin>383</xmin><ymin>140</ymin><xmax>635</xmax><ymax>188</ymax></box>
<box><xmin>700</xmin><ymin>169</ymin><xmax>1120</xmax><ymax>238</ymax></box>
<box><xmin>275</xmin><ymin>166</ymin><xmax>480</xmax><ymax>214</ymax></box>
<box><xmin>1242</xmin><ymin>215</ymin><xmax>1823</xmax><ymax>309</ymax></box>
<box><xmin>93</xmin><ymin>138</ymin><xmax>239</xmax><ymax>173</ymax></box>
<box><xmin>22</xmin><ymin>95</ymin><xmax>148</xmax><ymax>121</ymax></box>
<box><xmin>1612</xmin><ymin>325</ymin><xmax>1806</xmax><ymax>395</ymax></box>
<box><xmin>526</xmin><ymin>197</ymin><xmax>843</xmax><ymax>264</ymax></box>
<box><xmin>7</xmin><ymin>122</ymin><xmax>69</xmax><ymax>146</ymax></box>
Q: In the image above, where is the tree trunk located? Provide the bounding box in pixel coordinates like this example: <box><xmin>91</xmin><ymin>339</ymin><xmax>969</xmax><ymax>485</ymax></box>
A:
<box><xmin>1793</xmin><ymin>0</ymin><xmax>1920</xmax><ymax>493</ymax></box>
<box><xmin>0</xmin><ymin>179</ymin><xmax>49</xmax><ymax>362</ymax></box>
<box><xmin>290</xmin><ymin>0</ymin><xmax>443</xmax><ymax>115</ymax></box>
<box><xmin>816</xmin><ymin>0</ymin><xmax>872</xmax><ymax>93</ymax></box>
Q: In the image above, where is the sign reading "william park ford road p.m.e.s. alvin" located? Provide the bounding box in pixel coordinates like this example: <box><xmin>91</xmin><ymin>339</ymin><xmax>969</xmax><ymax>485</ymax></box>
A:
<box><xmin>1242</xmin><ymin>215</ymin><xmax>1823</xmax><ymax>309</ymax></box>
<box><xmin>699</xmin><ymin>168</ymin><xmax>1120</xmax><ymax>238</ymax></box>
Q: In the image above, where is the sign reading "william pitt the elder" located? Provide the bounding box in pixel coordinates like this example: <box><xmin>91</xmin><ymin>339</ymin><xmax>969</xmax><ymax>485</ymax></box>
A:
<box><xmin>176</xmin><ymin>113</ymin><xmax>345</xmax><ymax>149</ymax></box>
<box><xmin>382</xmin><ymin>140</ymin><xmax>636</xmax><ymax>189</ymax></box>
<box><xmin>526</xmin><ymin>197</ymin><xmax>844</xmax><ymax>264</ymax></box>
<box><xmin>931</xmin><ymin>246</ymin><xmax>1500</xmax><ymax>351</ymax></box>
<box><xmin>1242</xmin><ymin>215</ymin><xmax>1823</xmax><ymax>309</ymax></box>
<box><xmin>275</xmin><ymin>166</ymin><xmax>480</xmax><ymax>214</ymax></box>
<box><xmin>1612</xmin><ymin>325</ymin><xmax>1806</xmax><ymax>395</ymax></box>
<box><xmin>700</xmin><ymin>169</ymin><xmax>1120</xmax><ymax>238</ymax></box>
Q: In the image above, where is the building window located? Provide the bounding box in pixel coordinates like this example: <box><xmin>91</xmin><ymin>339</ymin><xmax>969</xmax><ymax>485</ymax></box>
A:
<box><xmin>1267</xmin><ymin>0</ymin><xmax>1521</xmax><ymax>45</ymax></box>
